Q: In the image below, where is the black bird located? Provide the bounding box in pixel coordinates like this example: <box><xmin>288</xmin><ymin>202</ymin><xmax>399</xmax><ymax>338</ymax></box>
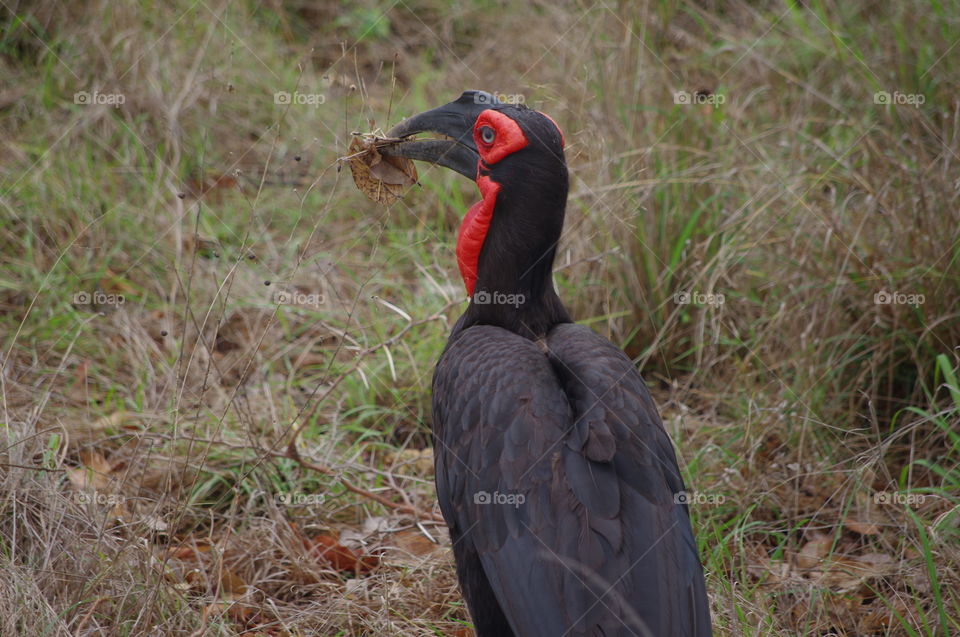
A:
<box><xmin>384</xmin><ymin>91</ymin><xmax>712</xmax><ymax>637</ymax></box>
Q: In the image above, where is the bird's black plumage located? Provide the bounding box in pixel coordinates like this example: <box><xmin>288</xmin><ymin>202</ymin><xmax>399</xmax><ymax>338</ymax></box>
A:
<box><xmin>386</xmin><ymin>91</ymin><xmax>712</xmax><ymax>637</ymax></box>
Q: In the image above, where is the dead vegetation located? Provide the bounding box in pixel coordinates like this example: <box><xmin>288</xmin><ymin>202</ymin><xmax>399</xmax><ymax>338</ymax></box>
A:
<box><xmin>1</xmin><ymin>0</ymin><xmax>958</xmax><ymax>635</ymax></box>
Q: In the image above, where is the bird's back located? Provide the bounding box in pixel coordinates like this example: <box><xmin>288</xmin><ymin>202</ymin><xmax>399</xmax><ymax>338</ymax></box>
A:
<box><xmin>432</xmin><ymin>322</ymin><xmax>712</xmax><ymax>637</ymax></box>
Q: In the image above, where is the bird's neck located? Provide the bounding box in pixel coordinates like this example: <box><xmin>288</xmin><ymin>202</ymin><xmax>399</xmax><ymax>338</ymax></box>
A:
<box><xmin>456</xmin><ymin>173</ymin><xmax>571</xmax><ymax>340</ymax></box>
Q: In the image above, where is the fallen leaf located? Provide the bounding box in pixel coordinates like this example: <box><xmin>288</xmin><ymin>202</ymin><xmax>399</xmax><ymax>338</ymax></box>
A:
<box><xmin>389</xmin><ymin>528</ymin><xmax>441</xmax><ymax>558</ymax></box>
<box><xmin>94</xmin><ymin>411</ymin><xmax>135</xmax><ymax>435</ymax></box>
<box><xmin>168</xmin><ymin>539</ymin><xmax>213</xmax><ymax>560</ymax></box>
<box><xmin>310</xmin><ymin>532</ymin><xmax>379</xmax><ymax>574</ymax></box>
<box><xmin>219</xmin><ymin>568</ymin><xmax>248</xmax><ymax>595</ymax></box>
<box><xmin>854</xmin><ymin>552</ymin><xmax>896</xmax><ymax>573</ymax></box>
<box><xmin>844</xmin><ymin>516</ymin><xmax>880</xmax><ymax>535</ymax></box>
<box><xmin>796</xmin><ymin>535</ymin><xmax>832</xmax><ymax>570</ymax></box>
<box><xmin>67</xmin><ymin>449</ymin><xmax>114</xmax><ymax>491</ymax></box>
<box><xmin>813</xmin><ymin>552</ymin><xmax>896</xmax><ymax>591</ymax></box>
<box><xmin>63</xmin><ymin>411</ymin><xmax>132</xmax><ymax>445</ymax></box>
<box><xmin>80</xmin><ymin>449</ymin><xmax>113</xmax><ymax>473</ymax></box>
<box><xmin>858</xmin><ymin>596</ymin><xmax>910</xmax><ymax>632</ymax></box>
<box><xmin>744</xmin><ymin>543</ymin><xmax>789</xmax><ymax>583</ymax></box>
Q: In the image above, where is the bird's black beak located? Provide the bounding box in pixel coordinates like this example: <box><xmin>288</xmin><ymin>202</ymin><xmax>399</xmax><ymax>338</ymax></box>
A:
<box><xmin>381</xmin><ymin>90</ymin><xmax>503</xmax><ymax>180</ymax></box>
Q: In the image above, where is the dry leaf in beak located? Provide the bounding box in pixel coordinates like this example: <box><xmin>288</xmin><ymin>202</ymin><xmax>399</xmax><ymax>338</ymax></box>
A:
<box><xmin>347</xmin><ymin>136</ymin><xmax>418</xmax><ymax>205</ymax></box>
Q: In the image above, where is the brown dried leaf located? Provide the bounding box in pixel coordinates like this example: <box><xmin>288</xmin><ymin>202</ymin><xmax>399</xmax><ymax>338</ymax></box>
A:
<box><xmin>92</xmin><ymin>411</ymin><xmax>132</xmax><ymax>431</ymax></box>
<box><xmin>67</xmin><ymin>449</ymin><xmax>114</xmax><ymax>491</ymax></box>
<box><xmin>108</xmin><ymin>501</ymin><xmax>131</xmax><ymax>522</ymax></box>
<box><xmin>219</xmin><ymin>568</ymin><xmax>248</xmax><ymax>595</ymax></box>
<box><xmin>796</xmin><ymin>535</ymin><xmax>832</xmax><ymax>570</ymax></box>
<box><xmin>389</xmin><ymin>528</ymin><xmax>441</xmax><ymax>558</ymax></box>
<box><xmin>168</xmin><ymin>539</ymin><xmax>213</xmax><ymax>560</ymax></box>
<box><xmin>369</xmin><ymin>151</ymin><xmax>418</xmax><ymax>186</ymax></box>
<box><xmin>80</xmin><ymin>449</ymin><xmax>113</xmax><ymax>473</ymax></box>
<box><xmin>858</xmin><ymin>596</ymin><xmax>910</xmax><ymax>633</ymax></box>
<box><xmin>63</xmin><ymin>411</ymin><xmax>132</xmax><ymax>443</ymax></box>
<box><xmin>311</xmin><ymin>532</ymin><xmax>379</xmax><ymax>574</ymax></box>
<box><xmin>744</xmin><ymin>543</ymin><xmax>789</xmax><ymax>583</ymax></box>
<box><xmin>814</xmin><ymin>552</ymin><xmax>896</xmax><ymax>591</ymax></box>
<box><xmin>347</xmin><ymin>136</ymin><xmax>417</xmax><ymax>205</ymax></box>
<box><xmin>813</xmin><ymin>557</ymin><xmax>866</xmax><ymax>590</ymax></box>
<box><xmin>854</xmin><ymin>551</ymin><xmax>896</xmax><ymax>574</ymax></box>
<box><xmin>844</xmin><ymin>516</ymin><xmax>881</xmax><ymax>535</ymax></box>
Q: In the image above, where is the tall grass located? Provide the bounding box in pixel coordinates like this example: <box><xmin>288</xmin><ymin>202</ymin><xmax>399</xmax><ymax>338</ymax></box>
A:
<box><xmin>1</xmin><ymin>0</ymin><xmax>958</xmax><ymax>634</ymax></box>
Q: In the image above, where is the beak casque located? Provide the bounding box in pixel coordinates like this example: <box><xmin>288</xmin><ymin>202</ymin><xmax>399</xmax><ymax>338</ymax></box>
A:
<box><xmin>381</xmin><ymin>90</ymin><xmax>504</xmax><ymax>179</ymax></box>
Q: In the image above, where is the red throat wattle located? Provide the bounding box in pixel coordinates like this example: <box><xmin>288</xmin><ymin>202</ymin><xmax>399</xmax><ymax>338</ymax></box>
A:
<box><xmin>455</xmin><ymin>108</ymin><xmax>542</xmax><ymax>297</ymax></box>
<box><xmin>456</xmin><ymin>174</ymin><xmax>499</xmax><ymax>296</ymax></box>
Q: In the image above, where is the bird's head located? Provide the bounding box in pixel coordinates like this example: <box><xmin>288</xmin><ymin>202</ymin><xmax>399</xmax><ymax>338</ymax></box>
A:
<box><xmin>385</xmin><ymin>90</ymin><xmax>570</xmax><ymax>336</ymax></box>
<box><xmin>385</xmin><ymin>90</ymin><xmax>566</xmax><ymax>183</ymax></box>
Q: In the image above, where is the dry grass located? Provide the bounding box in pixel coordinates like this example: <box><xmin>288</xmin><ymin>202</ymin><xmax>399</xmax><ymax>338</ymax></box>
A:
<box><xmin>1</xmin><ymin>0</ymin><xmax>958</xmax><ymax>635</ymax></box>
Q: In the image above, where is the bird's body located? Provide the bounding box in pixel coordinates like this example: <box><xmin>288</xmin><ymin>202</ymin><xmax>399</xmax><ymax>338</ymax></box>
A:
<box><xmin>434</xmin><ymin>322</ymin><xmax>710</xmax><ymax>636</ymax></box>
<box><xmin>385</xmin><ymin>91</ymin><xmax>712</xmax><ymax>636</ymax></box>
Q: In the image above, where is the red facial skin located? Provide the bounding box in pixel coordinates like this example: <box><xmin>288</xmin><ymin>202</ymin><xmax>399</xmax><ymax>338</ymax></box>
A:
<box><xmin>455</xmin><ymin>109</ymin><xmax>564</xmax><ymax>296</ymax></box>
<box><xmin>456</xmin><ymin>176</ymin><xmax>499</xmax><ymax>296</ymax></box>
<box><xmin>474</xmin><ymin>110</ymin><xmax>531</xmax><ymax>164</ymax></box>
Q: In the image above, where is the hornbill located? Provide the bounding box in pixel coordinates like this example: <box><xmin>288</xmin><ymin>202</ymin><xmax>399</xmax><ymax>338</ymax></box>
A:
<box><xmin>383</xmin><ymin>91</ymin><xmax>712</xmax><ymax>637</ymax></box>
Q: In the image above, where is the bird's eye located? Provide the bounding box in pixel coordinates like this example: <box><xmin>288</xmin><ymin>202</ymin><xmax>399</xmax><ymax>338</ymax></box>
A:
<box><xmin>479</xmin><ymin>126</ymin><xmax>496</xmax><ymax>145</ymax></box>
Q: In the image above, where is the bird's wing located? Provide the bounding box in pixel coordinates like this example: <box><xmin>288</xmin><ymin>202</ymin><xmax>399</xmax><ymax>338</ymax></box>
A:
<box><xmin>432</xmin><ymin>323</ymin><xmax>711</xmax><ymax>637</ymax></box>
